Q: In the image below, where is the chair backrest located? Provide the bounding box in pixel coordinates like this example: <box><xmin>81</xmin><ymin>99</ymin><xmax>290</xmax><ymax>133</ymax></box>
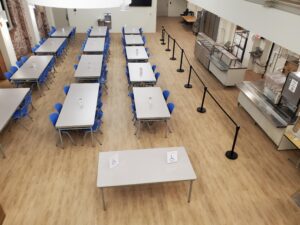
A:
<box><xmin>167</xmin><ymin>103</ymin><xmax>175</xmax><ymax>114</ymax></box>
<box><xmin>4</xmin><ymin>71</ymin><xmax>13</xmax><ymax>81</ymax></box>
<box><xmin>92</xmin><ymin>119</ymin><xmax>101</xmax><ymax>131</ymax></box>
<box><xmin>152</xmin><ymin>65</ymin><xmax>157</xmax><ymax>72</ymax></box>
<box><xmin>63</xmin><ymin>85</ymin><xmax>70</xmax><ymax>95</ymax></box>
<box><xmin>77</xmin><ymin>55</ymin><xmax>81</xmax><ymax>61</ymax></box>
<box><xmin>16</xmin><ymin>60</ymin><xmax>23</xmax><ymax>68</ymax></box>
<box><xmin>163</xmin><ymin>90</ymin><xmax>170</xmax><ymax>101</ymax></box>
<box><xmin>49</xmin><ymin>113</ymin><xmax>59</xmax><ymax>127</ymax></box>
<box><xmin>155</xmin><ymin>72</ymin><xmax>160</xmax><ymax>80</ymax></box>
<box><xmin>23</xmin><ymin>90</ymin><xmax>33</xmax><ymax>106</ymax></box>
<box><xmin>10</xmin><ymin>66</ymin><xmax>18</xmax><ymax>75</ymax></box>
<box><xmin>142</xmin><ymin>36</ymin><xmax>146</xmax><ymax>44</ymax></box>
<box><xmin>139</xmin><ymin>28</ymin><xmax>143</xmax><ymax>34</ymax></box>
<box><xmin>73</xmin><ymin>64</ymin><xmax>78</xmax><ymax>70</ymax></box>
<box><xmin>21</xmin><ymin>56</ymin><xmax>29</xmax><ymax>63</ymax></box>
<box><xmin>54</xmin><ymin>103</ymin><xmax>63</xmax><ymax>113</ymax></box>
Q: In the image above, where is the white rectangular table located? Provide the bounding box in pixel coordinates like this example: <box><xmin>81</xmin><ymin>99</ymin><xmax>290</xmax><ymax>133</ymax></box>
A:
<box><xmin>11</xmin><ymin>56</ymin><xmax>53</xmax><ymax>91</ymax></box>
<box><xmin>55</xmin><ymin>83</ymin><xmax>99</xmax><ymax>147</ymax></box>
<box><xmin>125</xmin><ymin>46</ymin><xmax>148</xmax><ymax>62</ymax></box>
<box><xmin>0</xmin><ymin>88</ymin><xmax>30</xmax><ymax>158</ymax></box>
<box><xmin>89</xmin><ymin>26</ymin><xmax>108</xmax><ymax>37</ymax></box>
<box><xmin>97</xmin><ymin>146</ymin><xmax>197</xmax><ymax>210</ymax></box>
<box><xmin>124</xmin><ymin>27</ymin><xmax>141</xmax><ymax>35</ymax></box>
<box><xmin>128</xmin><ymin>62</ymin><xmax>156</xmax><ymax>85</ymax></box>
<box><xmin>74</xmin><ymin>55</ymin><xmax>103</xmax><ymax>81</ymax></box>
<box><xmin>83</xmin><ymin>38</ymin><xmax>105</xmax><ymax>54</ymax></box>
<box><xmin>125</xmin><ymin>35</ymin><xmax>144</xmax><ymax>46</ymax></box>
<box><xmin>51</xmin><ymin>27</ymin><xmax>75</xmax><ymax>38</ymax></box>
<box><xmin>133</xmin><ymin>87</ymin><xmax>171</xmax><ymax>138</ymax></box>
<box><xmin>35</xmin><ymin>38</ymin><xmax>66</xmax><ymax>55</ymax></box>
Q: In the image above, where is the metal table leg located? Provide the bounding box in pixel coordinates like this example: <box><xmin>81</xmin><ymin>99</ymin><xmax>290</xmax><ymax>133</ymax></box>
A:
<box><xmin>101</xmin><ymin>188</ymin><xmax>106</xmax><ymax>211</ymax></box>
<box><xmin>58</xmin><ymin>130</ymin><xmax>64</xmax><ymax>149</ymax></box>
<box><xmin>165</xmin><ymin>120</ymin><xmax>168</xmax><ymax>138</ymax></box>
<box><xmin>137</xmin><ymin>120</ymin><xmax>141</xmax><ymax>139</ymax></box>
<box><xmin>187</xmin><ymin>180</ymin><xmax>193</xmax><ymax>203</ymax></box>
<box><xmin>91</xmin><ymin>128</ymin><xmax>94</xmax><ymax>147</ymax></box>
<box><xmin>0</xmin><ymin>144</ymin><xmax>6</xmax><ymax>158</ymax></box>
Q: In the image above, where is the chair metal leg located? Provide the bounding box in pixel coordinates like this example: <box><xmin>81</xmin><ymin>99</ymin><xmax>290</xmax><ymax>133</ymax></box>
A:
<box><xmin>91</xmin><ymin>128</ymin><xmax>94</xmax><ymax>147</ymax></box>
<box><xmin>94</xmin><ymin>136</ymin><xmax>102</xmax><ymax>146</ymax></box>
<box><xmin>17</xmin><ymin>120</ymin><xmax>29</xmax><ymax>131</ymax></box>
<box><xmin>0</xmin><ymin>144</ymin><xmax>6</xmax><ymax>158</ymax></box>
<box><xmin>64</xmin><ymin>131</ymin><xmax>76</xmax><ymax>146</ymax></box>
<box><xmin>187</xmin><ymin>180</ymin><xmax>193</xmax><ymax>203</ymax></box>
<box><xmin>58</xmin><ymin>130</ymin><xmax>64</xmax><ymax>149</ymax></box>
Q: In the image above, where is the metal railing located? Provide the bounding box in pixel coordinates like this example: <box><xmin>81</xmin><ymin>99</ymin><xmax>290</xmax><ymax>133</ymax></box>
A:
<box><xmin>160</xmin><ymin>26</ymin><xmax>240</xmax><ymax>160</ymax></box>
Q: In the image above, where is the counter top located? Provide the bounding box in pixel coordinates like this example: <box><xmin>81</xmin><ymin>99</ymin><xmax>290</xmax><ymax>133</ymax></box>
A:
<box><xmin>238</xmin><ymin>81</ymin><xmax>291</xmax><ymax>128</ymax></box>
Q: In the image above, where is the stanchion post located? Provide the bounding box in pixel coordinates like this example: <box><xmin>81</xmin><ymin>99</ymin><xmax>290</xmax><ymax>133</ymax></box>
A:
<box><xmin>160</xmin><ymin>26</ymin><xmax>164</xmax><ymax>41</ymax></box>
<box><xmin>177</xmin><ymin>49</ymin><xmax>184</xmax><ymax>72</ymax></box>
<box><xmin>161</xmin><ymin>28</ymin><xmax>166</xmax><ymax>45</ymax></box>
<box><xmin>165</xmin><ymin>35</ymin><xmax>171</xmax><ymax>51</ymax></box>
<box><xmin>197</xmin><ymin>86</ymin><xmax>207</xmax><ymax>113</ymax></box>
<box><xmin>225</xmin><ymin>126</ymin><xmax>240</xmax><ymax>160</ymax></box>
<box><xmin>170</xmin><ymin>39</ymin><xmax>176</xmax><ymax>60</ymax></box>
<box><xmin>184</xmin><ymin>65</ymin><xmax>193</xmax><ymax>88</ymax></box>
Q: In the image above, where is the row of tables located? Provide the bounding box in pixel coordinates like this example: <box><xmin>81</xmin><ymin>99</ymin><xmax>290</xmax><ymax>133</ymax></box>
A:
<box><xmin>0</xmin><ymin>26</ymin><xmax>77</xmax><ymax>157</ymax></box>
<box><xmin>96</xmin><ymin>26</ymin><xmax>196</xmax><ymax>211</ymax></box>
<box><xmin>54</xmin><ymin>26</ymin><xmax>110</xmax><ymax>146</ymax></box>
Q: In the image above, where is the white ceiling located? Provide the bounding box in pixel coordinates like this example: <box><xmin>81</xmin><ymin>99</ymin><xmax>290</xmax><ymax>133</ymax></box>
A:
<box><xmin>26</xmin><ymin>0</ymin><xmax>132</xmax><ymax>8</ymax></box>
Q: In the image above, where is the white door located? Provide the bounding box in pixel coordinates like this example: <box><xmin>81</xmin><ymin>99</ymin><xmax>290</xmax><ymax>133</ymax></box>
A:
<box><xmin>168</xmin><ymin>0</ymin><xmax>187</xmax><ymax>17</ymax></box>
<box><xmin>157</xmin><ymin>0</ymin><xmax>168</xmax><ymax>16</ymax></box>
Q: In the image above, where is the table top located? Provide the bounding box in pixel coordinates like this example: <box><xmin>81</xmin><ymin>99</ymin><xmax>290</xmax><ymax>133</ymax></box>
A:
<box><xmin>125</xmin><ymin>46</ymin><xmax>148</xmax><ymax>61</ymax></box>
<box><xmin>55</xmin><ymin>83</ymin><xmax>99</xmax><ymax>129</ymax></box>
<box><xmin>124</xmin><ymin>27</ymin><xmax>141</xmax><ymax>35</ymax></box>
<box><xmin>51</xmin><ymin>27</ymin><xmax>74</xmax><ymax>37</ymax></box>
<box><xmin>182</xmin><ymin>15</ymin><xmax>196</xmax><ymax>23</ymax></box>
<box><xmin>125</xmin><ymin>35</ymin><xmax>144</xmax><ymax>46</ymax></box>
<box><xmin>133</xmin><ymin>87</ymin><xmax>171</xmax><ymax>120</ymax></box>
<box><xmin>284</xmin><ymin>126</ymin><xmax>300</xmax><ymax>149</ymax></box>
<box><xmin>0</xmin><ymin>88</ymin><xmax>30</xmax><ymax>132</ymax></box>
<box><xmin>97</xmin><ymin>146</ymin><xmax>197</xmax><ymax>188</ymax></box>
<box><xmin>89</xmin><ymin>26</ymin><xmax>108</xmax><ymax>37</ymax></box>
<box><xmin>35</xmin><ymin>38</ymin><xmax>66</xmax><ymax>54</ymax></box>
<box><xmin>83</xmin><ymin>38</ymin><xmax>105</xmax><ymax>54</ymax></box>
<box><xmin>11</xmin><ymin>56</ymin><xmax>53</xmax><ymax>81</ymax></box>
<box><xmin>74</xmin><ymin>55</ymin><xmax>103</xmax><ymax>80</ymax></box>
<box><xmin>128</xmin><ymin>62</ymin><xmax>156</xmax><ymax>83</ymax></box>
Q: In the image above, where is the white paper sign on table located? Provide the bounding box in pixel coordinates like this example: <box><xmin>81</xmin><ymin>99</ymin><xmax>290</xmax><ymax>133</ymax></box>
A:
<box><xmin>288</xmin><ymin>79</ymin><xmax>298</xmax><ymax>93</ymax></box>
<box><xmin>167</xmin><ymin>151</ymin><xmax>178</xmax><ymax>164</ymax></box>
<box><xmin>109</xmin><ymin>154</ymin><xmax>119</xmax><ymax>168</ymax></box>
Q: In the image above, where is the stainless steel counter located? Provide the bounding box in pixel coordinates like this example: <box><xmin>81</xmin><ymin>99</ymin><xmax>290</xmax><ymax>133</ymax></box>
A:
<box><xmin>238</xmin><ymin>81</ymin><xmax>290</xmax><ymax>128</ymax></box>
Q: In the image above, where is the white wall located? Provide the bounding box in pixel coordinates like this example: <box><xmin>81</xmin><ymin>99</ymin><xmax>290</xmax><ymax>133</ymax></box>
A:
<box><xmin>67</xmin><ymin>1</ymin><xmax>157</xmax><ymax>33</ymax></box>
<box><xmin>188</xmin><ymin>0</ymin><xmax>300</xmax><ymax>55</ymax></box>
<box><xmin>168</xmin><ymin>0</ymin><xmax>187</xmax><ymax>17</ymax></box>
<box><xmin>53</xmin><ymin>8</ymin><xmax>69</xmax><ymax>27</ymax></box>
<box><xmin>45</xmin><ymin>7</ymin><xmax>55</xmax><ymax>27</ymax></box>
<box><xmin>157</xmin><ymin>0</ymin><xmax>168</xmax><ymax>16</ymax></box>
<box><xmin>216</xmin><ymin>18</ymin><xmax>235</xmax><ymax>45</ymax></box>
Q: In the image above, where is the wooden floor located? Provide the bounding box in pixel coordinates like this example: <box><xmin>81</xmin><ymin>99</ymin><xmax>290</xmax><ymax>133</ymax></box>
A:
<box><xmin>0</xmin><ymin>17</ymin><xmax>299</xmax><ymax>225</ymax></box>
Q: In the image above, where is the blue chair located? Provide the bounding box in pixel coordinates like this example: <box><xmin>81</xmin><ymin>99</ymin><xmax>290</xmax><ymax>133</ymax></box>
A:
<box><xmin>12</xmin><ymin>102</ymin><xmax>32</xmax><ymax>131</ymax></box>
<box><xmin>142</xmin><ymin>36</ymin><xmax>146</xmax><ymax>45</ymax></box>
<box><xmin>167</xmin><ymin>103</ymin><xmax>175</xmax><ymax>114</ymax></box>
<box><xmin>128</xmin><ymin>92</ymin><xmax>134</xmax><ymax>103</ymax></box>
<box><xmin>82</xmin><ymin>119</ymin><xmax>102</xmax><ymax>146</ymax></box>
<box><xmin>54</xmin><ymin>103</ymin><xmax>63</xmax><ymax>113</ymax></box>
<box><xmin>23</xmin><ymin>90</ymin><xmax>35</xmax><ymax>111</ymax></box>
<box><xmin>32</xmin><ymin>44</ymin><xmax>40</xmax><ymax>53</ymax></box>
<box><xmin>77</xmin><ymin>55</ymin><xmax>81</xmax><ymax>61</ymax></box>
<box><xmin>122</xmin><ymin>27</ymin><xmax>125</xmax><ymax>34</ymax></box>
<box><xmin>38</xmin><ymin>67</ymin><xmax>50</xmax><ymax>90</ymax></box>
<box><xmin>4</xmin><ymin>71</ymin><xmax>13</xmax><ymax>81</ymax></box>
<box><xmin>73</xmin><ymin>64</ymin><xmax>78</xmax><ymax>70</ymax></box>
<box><xmin>16</xmin><ymin>60</ymin><xmax>23</xmax><ymax>68</ymax></box>
<box><xmin>131</xmin><ymin>103</ymin><xmax>136</xmax><ymax>122</ymax></box>
<box><xmin>163</xmin><ymin>90</ymin><xmax>170</xmax><ymax>102</ymax></box>
<box><xmin>139</xmin><ymin>28</ymin><xmax>143</xmax><ymax>34</ymax></box>
<box><xmin>21</xmin><ymin>56</ymin><xmax>29</xmax><ymax>64</ymax></box>
<box><xmin>10</xmin><ymin>66</ymin><xmax>18</xmax><ymax>75</ymax></box>
<box><xmin>39</xmin><ymin>38</ymin><xmax>46</xmax><ymax>45</ymax></box>
<box><xmin>95</xmin><ymin>110</ymin><xmax>103</xmax><ymax>121</ymax></box>
<box><xmin>63</xmin><ymin>85</ymin><xmax>70</xmax><ymax>95</ymax></box>
<box><xmin>155</xmin><ymin>72</ymin><xmax>160</xmax><ymax>81</ymax></box>
<box><xmin>152</xmin><ymin>65</ymin><xmax>157</xmax><ymax>72</ymax></box>
<box><xmin>49</xmin><ymin>112</ymin><xmax>75</xmax><ymax>148</ymax></box>
<box><xmin>99</xmin><ymin>70</ymin><xmax>108</xmax><ymax>92</ymax></box>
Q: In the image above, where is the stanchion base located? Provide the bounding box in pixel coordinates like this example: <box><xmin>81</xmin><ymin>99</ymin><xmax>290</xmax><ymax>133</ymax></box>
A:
<box><xmin>170</xmin><ymin>57</ymin><xmax>176</xmax><ymax>61</ymax></box>
<box><xmin>197</xmin><ymin>107</ymin><xmax>206</xmax><ymax>113</ymax></box>
<box><xmin>160</xmin><ymin>38</ymin><xmax>164</xmax><ymax>41</ymax></box>
<box><xmin>225</xmin><ymin>151</ymin><xmax>238</xmax><ymax>160</ymax></box>
<box><xmin>177</xmin><ymin>69</ymin><xmax>185</xmax><ymax>73</ymax></box>
<box><xmin>165</xmin><ymin>49</ymin><xmax>171</xmax><ymax>52</ymax></box>
<box><xmin>184</xmin><ymin>84</ymin><xmax>192</xmax><ymax>88</ymax></box>
<box><xmin>161</xmin><ymin>42</ymin><xmax>166</xmax><ymax>45</ymax></box>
